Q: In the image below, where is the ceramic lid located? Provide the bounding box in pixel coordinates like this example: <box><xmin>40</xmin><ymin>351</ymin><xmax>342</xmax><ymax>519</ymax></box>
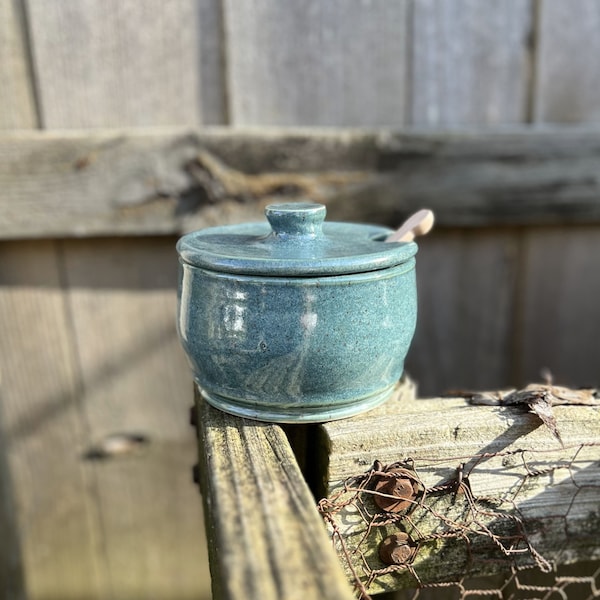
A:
<box><xmin>177</xmin><ymin>202</ymin><xmax>417</xmax><ymax>276</ymax></box>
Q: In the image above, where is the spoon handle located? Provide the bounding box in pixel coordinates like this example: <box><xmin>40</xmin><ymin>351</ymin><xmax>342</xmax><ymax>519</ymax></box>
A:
<box><xmin>385</xmin><ymin>209</ymin><xmax>434</xmax><ymax>243</ymax></box>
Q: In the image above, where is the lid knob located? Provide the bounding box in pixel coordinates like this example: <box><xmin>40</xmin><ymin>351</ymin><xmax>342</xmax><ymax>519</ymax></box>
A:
<box><xmin>265</xmin><ymin>203</ymin><xmax>326</xmax><ymax>239</ymax></box>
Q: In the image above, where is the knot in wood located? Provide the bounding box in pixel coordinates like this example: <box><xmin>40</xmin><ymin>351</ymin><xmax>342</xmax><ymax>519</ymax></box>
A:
<box><xmin>378</xmin><ymin>533</ymin><xmax>415</xmax><ymax>566</ymax></box>
<box><xmin>373</xmin><ymin>467</ymin><xmax>419</xmax><ymax>513</ymax></box>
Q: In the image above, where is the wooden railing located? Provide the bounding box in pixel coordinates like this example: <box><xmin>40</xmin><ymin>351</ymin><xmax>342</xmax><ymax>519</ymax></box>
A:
<box><xmin>193</xmin><ymin>379</ymin><xmax>600</xmax><ymax>599</ymax></box>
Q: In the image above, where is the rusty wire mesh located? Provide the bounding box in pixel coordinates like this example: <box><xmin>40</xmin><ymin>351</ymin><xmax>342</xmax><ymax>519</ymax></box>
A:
<box><xmin>318</xmin><ymin>442</ymin><xmax>600</xmax><ymax>600</ymax></box>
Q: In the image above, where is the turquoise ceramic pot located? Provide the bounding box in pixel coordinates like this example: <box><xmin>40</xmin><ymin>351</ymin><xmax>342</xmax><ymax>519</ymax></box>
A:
<box><xmin>177</xmin><ymin>203</ymin><xmax>417</xmax><ymax>423</ymax></box>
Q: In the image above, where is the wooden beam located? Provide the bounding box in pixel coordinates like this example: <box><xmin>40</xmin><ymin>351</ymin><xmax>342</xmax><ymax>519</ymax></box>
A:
<box><xmin>317</xmin><ymin>384</ymin><xmax>600</xmax><ymax>595</ymax></box>
<box><xmin>2</xmin><ymin>128</ymin><xmax>600</xmax><ymax>239</ymax></box>
<box><xmin>193</xmin><ymin>388</ymin><xmax>354</xmax><ymax>600</ymax></box>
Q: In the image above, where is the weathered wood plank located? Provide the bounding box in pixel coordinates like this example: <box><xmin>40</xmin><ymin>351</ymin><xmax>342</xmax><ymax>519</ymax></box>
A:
<box><xmin>0</xmin><ymin>240</ymin><xmax>107</xmax><ymax>599</ymax></box>
<box><xmin>406</xmin><ymin>229</ymin><xmax>519</xmax><ymax>397</ymax></box>
<box><xmin>517</xmin><ymin>227</ymin><xmax>600</xmax><ymax>387</ymax></box>
<box><xmin>62</xmin><ymin>237</ymin><xmax>211</xmax><ymax>599</ymax></box>
<box><xmin>25</xmin><ymin>0</ymin><xmax>216</xmax><ymax>127</ymax></box>
<box><xmin>194</xmin><ymin>388</ymin><xmax>354</xmax><ymax>600</ymax></box>
<box><xmin>2</xmin><ymin>128</ymin><xmax>600</xmax><ymax>238</ymax></box>
<box><xmin>318</xmin><ymin>391</ymin><xmax>600</xmax><ymax>595</ymax></box>
<box><xmin>0</xmin><ymin>0</ymin><xmax>38</xmax><ymax>129</ymax></box>
<box><xmin>410</xmin><ymin>0</ymin><xmax>532</xmax><ymax>125</ymax></box>
<box><xmin>535</xmin><ymin>0</ymin><xmax>600</xmax><ymax>123</ymax></box>
<box><xmin>0</xmin><ymin>380</ymin><xmax>26</xmax><ymax>600</ymax></box>
<box><xmin>223</xmin><ymin>0</ymin><xmax>409</xmax><ymax>126</ymax></box>
<box><xmin>198</xmin><ymin>0</ymin><xmax>228</xmax><ymax>125</ymax></box>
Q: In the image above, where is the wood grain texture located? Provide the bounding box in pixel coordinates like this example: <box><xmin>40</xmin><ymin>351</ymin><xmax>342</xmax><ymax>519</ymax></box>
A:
<box><xmin>320</xmin><ymin>393</ymin><xmax>600</xmax><ymax>594</ymax></box>
<box><xmin>0</xmin><ymin>240</ymin><xmax>106</xmax><ymax>600</ymax></box>
<box><xmin>25</xmin><ymin>0</ymin><xmax>211</xmax><ymax>128</ymax></box>
<box><xmin>410</xmin><ymin>0</ymin><xmax>532</xmax><ymax>125</ymax></box>
<box><xmin>535</xmin><ymin>0</ymin><xmax>600</xmax><ymax>123</ymax></box>
<box><xmin>0</xmin><ymin>0</ymin><xmax>38</xmax><ymax>129</ymax></box>
<box><xmin>517</xmin><ymin>227</ymin><xmax>600</xmax><ymax>388</ymax></box>
<box><xmin>62</xmin><ymin>237</ymin><xmax>211</xmax><ymax>599</ymax></box>
<box><xmin>406</xmin><ymin>230</ymin><xmax>519</xmax><ymax>397</ymax></box>
<box><xmin>195</xmin><ymin>389</ymin><xmax>354</xmax><ymax>600</ymax></box>
<box><xmin>0</xmin><ymin>129</ymin><xmax>374</xmax><ymax>238</ymax></box>
<box><xmin>223</xmin><ymin>0</ymin><xmax>409</xmax><ymax>126</ymax></box>
<box><xmin>3</xmin><ymin>128</ymin><xmax>600</xmax><ymax>238</ymax></box>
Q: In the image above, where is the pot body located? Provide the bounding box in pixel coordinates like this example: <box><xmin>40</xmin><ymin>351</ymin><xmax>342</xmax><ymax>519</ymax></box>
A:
<box><xmin>177</xmin><ymin>257</ymin><xmax>417</xmax><ymax>422</ymax></box>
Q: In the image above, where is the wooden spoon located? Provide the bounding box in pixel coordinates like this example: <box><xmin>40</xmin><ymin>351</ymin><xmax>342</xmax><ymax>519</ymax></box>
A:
<box><xmin>385</xmin><ymin>209</ymin><xmax>434</xmax><ymax>243</ymax></box>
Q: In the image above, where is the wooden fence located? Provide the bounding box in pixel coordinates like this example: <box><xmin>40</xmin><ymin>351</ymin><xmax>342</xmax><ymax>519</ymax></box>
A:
<box><xmin>1</xmin><ymin>1</ymin><xmax>600</xmax><ymax>599</ymax></box>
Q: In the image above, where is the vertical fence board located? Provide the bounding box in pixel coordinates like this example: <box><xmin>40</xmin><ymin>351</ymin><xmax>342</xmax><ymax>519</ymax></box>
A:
<box><xmin>405</xmin><ymin>0</ymin><xmax>531</xmax><ymax>399</ymax></box>
<box><xmin>224</xmin><ymin>0</ymin><xmax>409</xmax><ymax>126</ymax></box>
<box><xmin>409</xmin><ymin>0</ymin><xmax>532</xmax><ymax>125</ymax></box>
<box><xmin>406</xmin><ymin>230</ymin><xmax>519</xmax><ymax>397</ymax></box>
<box><xmin>0</xmin><ymin>0</ymin><xmax>38</xmax><ymax>129</ymax></box>
<box><xmin>0</xmin><ymin>241</ymin><xmax>106</xmax><ymax>600</ymax></box>
<box><xmin>198</xmin><ymin>0</ymin><xmax>228</xmax><ymax>125</ymax></box>
<box><xmin>0</xmin><ymin>389</ymin><xmax>26</xmax><ymax>600</ymax></box>
<box><xmin>62</xmin><ymin>238</ymin><xmax>211</xmax><ymax>600</ymax></box>
<box><xmin>510</xmin><ymin>226</ymin><xmax>600</xmax><ymax>600</ymax></box>
<box><xmin>516</xmin><ymin>227</ymin><xmax>600</xmax><ymax>387</ymax></box>
<box><xmin>535</xmin><ymin>0</ymin><xmax>600</xmax><ymax>123</ymax></box>
<box><xmin>25</xmin><ymin>0</ymin><xmax>219</xmax><ymax>128</ymax></box>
